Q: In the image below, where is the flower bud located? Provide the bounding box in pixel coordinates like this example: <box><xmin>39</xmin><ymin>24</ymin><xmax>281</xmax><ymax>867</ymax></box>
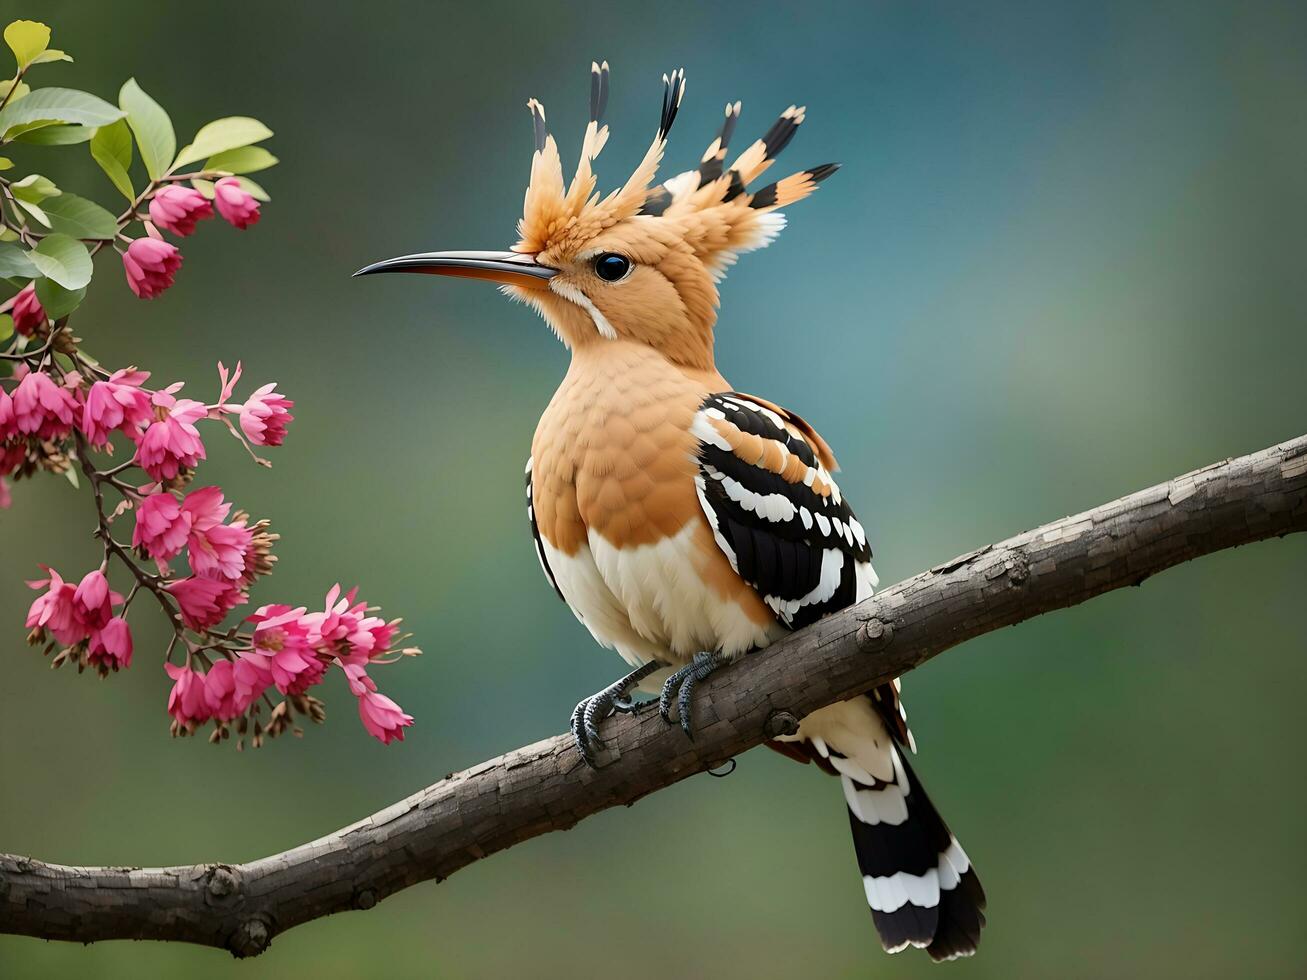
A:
<box><xmin>213</xmin><ymin>177</ymin><xmax>261</xmax><ymax>229</ymax></box>
<box><xmin>122</xmin><ymin>237</ymin><xmax>183</xmax><ymax>299</ymax></box>
<box><xmin>147</xmin><ymin>185</ymin><xmax>213</xmax><ymax>237</ymax></box>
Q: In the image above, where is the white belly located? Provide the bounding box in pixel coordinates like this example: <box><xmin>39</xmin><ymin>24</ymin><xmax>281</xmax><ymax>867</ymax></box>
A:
<box><xmin>539</xmin><ymin>522</ymin><xmax>782</xmax><ymax>670</ymax></box>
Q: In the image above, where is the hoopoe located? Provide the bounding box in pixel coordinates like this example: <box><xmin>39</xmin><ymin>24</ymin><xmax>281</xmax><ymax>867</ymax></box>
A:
<box><xmin>359</xmin><ymin>63</ymin><xmax>986</xmax><ymax>961</ymax></box>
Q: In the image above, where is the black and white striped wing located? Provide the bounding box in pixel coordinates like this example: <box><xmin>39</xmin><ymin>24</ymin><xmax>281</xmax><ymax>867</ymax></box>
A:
<box><xmin>691</xmin><ymin>392</ymin><xmax>877</xmax><ymax>631</ymax></box>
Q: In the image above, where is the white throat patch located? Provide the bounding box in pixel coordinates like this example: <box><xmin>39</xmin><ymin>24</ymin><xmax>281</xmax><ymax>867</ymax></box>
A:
<box><xmin>549</xmin><ymin>279</ymin><xmax>618</xmax><ymax>340</ymax></box>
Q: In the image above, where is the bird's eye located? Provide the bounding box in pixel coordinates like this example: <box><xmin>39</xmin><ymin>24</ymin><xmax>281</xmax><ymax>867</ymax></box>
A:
<box><xmin>593</xmin><ymin>252</ymin><xmax>632</xmax><ymax>282</ymax></box>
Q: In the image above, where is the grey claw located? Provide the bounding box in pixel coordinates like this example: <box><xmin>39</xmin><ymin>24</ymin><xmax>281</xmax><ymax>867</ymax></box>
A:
<box><xmin>583</xmin><ymin>695</ymin><xmax>608</xmax><ymax>750</ymax></box>
<box><xmin>678</xmin><ymin>670</ymin><xmax>697</xmax><ymax>740</ymax></box>
<box><xmin>658</xmin><ymin>652</ymin><xmax>727</xmax><ymax>741</ymax></box>
<box><xmin>658</xmin><ymin>668</ymin><xmax>682</xmax><ymax>724</ymax></box>
<box><xmin>569</xmin><ymin>660</ymin><xmax>663</xmax><ymax>769</ymax></box>
<box><xmin>570</xmin><ymin>698</ymin><xmax>600</xmax><ymax>768</ymax></box>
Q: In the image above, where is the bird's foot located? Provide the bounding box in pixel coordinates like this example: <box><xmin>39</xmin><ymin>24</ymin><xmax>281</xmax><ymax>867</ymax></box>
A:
<box><xmin>570</xmin><ymin>661</ymin><xmax>661</xmax><ymax>768</ymax></box>
<box><xmin>658</xmin><ymin>651</ymin><xmax>728</xmax><ymax>741</ymax></box>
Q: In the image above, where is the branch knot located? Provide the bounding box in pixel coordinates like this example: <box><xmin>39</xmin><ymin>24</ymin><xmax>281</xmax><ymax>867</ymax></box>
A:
<box><xmin>229</xmin><ymin>915</ymin><xmax>272</xmax><ymax>958</ymax></box>
<box><xmin>204</xmin><ymin>865</ymin><xmax>243</xmax><ymax>908</ymax></box>
<box><xmin>857</xmin><ymin>617</ymin><xmax>894</xmax><ymax>652</ymax></box>
<box><xmin>764</xmin><ymin>710</ymin><xmax>800</xmax><ymax>738</ymax></box>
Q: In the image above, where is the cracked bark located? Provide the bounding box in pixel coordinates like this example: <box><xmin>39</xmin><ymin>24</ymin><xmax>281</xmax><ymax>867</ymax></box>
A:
<box><xmin>3</xmin><ymin>433</ymin><xmax>1304</xmax><ymax>957</ymax></box>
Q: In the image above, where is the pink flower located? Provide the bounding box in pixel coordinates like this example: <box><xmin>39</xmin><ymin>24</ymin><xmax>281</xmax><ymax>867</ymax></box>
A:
<box><xmin>135</xmin><ymin>392</ymin><xmax>206</xmax><ymax>481</ymax></box>
<box><xmin>11</xmin><ymin>283</ymin><xmax>45</xmax><ymax>336</ymax></box>
<box><xmin>25</xmin><ymin>567</ymin><xmax>88</xmax><ymax>646</ymax></box>
<box><xmin>238</xmin><ymin>383</ymin><xmax>294</xmax><ymax>447</ymax></box>
<box><xmin>122</xmin><ymin>237</ymin><xmax>183</xmax><ymax>299</ymax></box>
<box><xmin>201</xmin><ymin>659</ymin><xmax>246</xmax><ymax>720</ymax></box>
<box><xmin>357</xmin><ymin>688</ymin><xmax>413</xmax><ymax>744</ymax></box>
<box><xmin>11</xmin><ymin>370</ymin><xmax>77</xmax><ymax>441</ymax></box>
<box><xmin>89</xmin><ymin>616</ymin><xmax>133</xmax><ymax>670</ymax></box>
<box><xmin>132</xmin><ymin>492</ymin><xmax>190</xmax><ymax>560</ymax></box>
<box><xmin>0</xmin><ymin>476</ymin><xmax>9</xmax><ymax>509</ymax></box>
<box><xmin>81</xmin><ymin>368</ymin><xmax>153</xmax><ymax>447</ymax></box>
<box><xmin>174</xmin><ymin>486</ymin><xmax>259</xmax><ymax>583</ymax></box>
<box><xmin>247</xmin><ymin>604</ymin><xmax>323</xmax><ymax>694</ymax></box>
<box><xmin>232</xmin><ymin>655</ymin><xmax>273</xmax><ymax>710</ymax></box>
<box><xmin>180</xmin><ymin>484</ymin><xmax>231</xmax><ymax>530</ymax></box>
<box><xmin>72</xmin><ymin>569</ymin><xmax>119</xmax><ymax>632</ymax></box>
<box><xmin>0</xmin><ymin>387</ymin><xmax>14</xmax><ymax>441</ymax></box>
<box><xmin>165</xmin><ymin>662</ymin><xmax>211</xmax><ymax>727</ymax></box>
<box><xmin>213</xmin><ymin>177</ymin><xmax>261</xmax><ymax>229</ymax></box>
<box><xmin>147</xmin><ymin>185</ymin><xmax>213</xmax><ymax>237</ymax></box>
<box><xmin>303</xmin><ymin>585</ymin><xmax>398</xmax><ymax>666</ymax></box>
<box><xmin>189</xmin><ymin>520</ymin><xmax>255</xmax><ymax>582</ymax></box>
<box><xmin>166</xmin><ymin>576</ymin><xmax>245</xmax><ymax>630</ymax></box>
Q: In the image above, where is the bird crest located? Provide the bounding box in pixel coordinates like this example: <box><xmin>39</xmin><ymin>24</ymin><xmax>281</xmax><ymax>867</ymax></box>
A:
<box><xmin>515</xmin><ymin>62</ymin><xmax>838</xmax><ymax>277</ymax></box>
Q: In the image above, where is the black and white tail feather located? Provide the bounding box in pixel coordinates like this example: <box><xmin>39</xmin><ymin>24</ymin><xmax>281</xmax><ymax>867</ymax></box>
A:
<box><xmin>815</xmin><ymin>714</ymin><xmax>987</xmax><ymax>961</ymax></box>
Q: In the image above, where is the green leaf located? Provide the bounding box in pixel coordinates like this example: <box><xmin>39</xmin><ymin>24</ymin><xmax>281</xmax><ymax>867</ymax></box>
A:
<box><xmin>33</xmin><ymin>276</ymin><xmax>85</xmax><ymax>317</ymax></box>
<box><xmin>1</xmin><ymin>120</ymin><xmax>58</xmax><ymax>141</ymax></box>
<box><xmin>31</xmin><ymin>49</ymin><xmax>71</xmax><ymax>65</ymax></box>
<box><xmin>14</xmin><ymin>200</ymin><xmax>49</xmax><ymax>226</ymax></box>
<box><xmin>0</xmin><ymin>313</ymin><xmax>13</xmax><ymax>342</ymax></box>
<box><xmin>190</xmin><ymin>178</ymin><xmax>215</xmax><ymax>199</ymax></box>
<box><xmin>90</xmin><ymin>119</ymin><xmax>134</xmax><ymax>199</ymax></box>
<box><xmin>119</xmin><ymin>78</ymin><xmax>173</xmax><ymax>181</ymax></box>
<box><xmin>173</xmin><ymin>117</ymin><xmax>272</xmax><ymax>170</ymax></box>
<box><xmin>12</xmin><ymin>123</ymin><xmax>94</xmax><ymax>145</ymax></box>
<box><xmin>10</xmin><ymin>173</ymin><xmax>57</xmax><ymax>225</ymax></box>
<box><xmin>0</xmin><ymin>156</ymin><xmax>11</xmax><ymax>170</ymax></box>
<box><xmin>0</xmin><ymin>79</ymin><xmax>28</xmax><ymax>103</ymax></box>
<box><xmin>0</xmin><ymin>242</ymin><xmax>36</xmax><ymax>278</ymax></box>
<box><xmin>0</xmin><ymin>227</ymin><xmax>15</xmax><ymax>243</ymax></box>
<box><xmin>28</xmin><ymin>234</ymin><xmax>92</xmax><ymax>289</ymax></box>
<box><xmin>204</xmin><ymin>145</ymin><xmax>278</xmax><ymax>175</ymax></box>
<box><xmin>41</xmin><ymin>193</ymin><xmax>118</xmax><ymax>239</ymax></box>
<box><xmin>232</xmin><ymin>176</ymin><xmax>270</xmax><ymax>202</ymax></box>
<box><xmin>4</xmin><ymin>20</ymin><xmax>50</xmax><ymax>69</ymax></box>
<box><xmin>0</xmin><ymin>87</ymin><xmax>123</xmax><ymax>139</ymax></box>
<box><xmin>10</xmin><ymin>173</ymin><xmax>58</xmax><ymax>202</ymax></box>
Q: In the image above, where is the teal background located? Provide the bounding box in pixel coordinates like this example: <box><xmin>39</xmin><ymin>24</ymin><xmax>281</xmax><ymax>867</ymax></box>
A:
<box><xmin>2</xmin><ymin>1</ymin><xmax>1306</xmax><ymax>977</ymax></box>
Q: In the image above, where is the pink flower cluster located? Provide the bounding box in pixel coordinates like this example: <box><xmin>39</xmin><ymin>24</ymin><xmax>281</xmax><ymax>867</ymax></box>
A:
<box><xmin>3</xmin><ymin>361</ymin><xmax>293</xmax><ymax>497</ymax></box>
<box><xmin>132</xmin><ymin>485</ymin><xmax>269</xmax><ymax>626</ymax></box>
<box><xmin>0</xmin><ymin>365</ymin><xmax>79</xmax><ymax>443</ymax></box>
<box><xmin>25</xmin><ymin>567</ymin><xmax>133</xmax><ymax>669</ymax></box>
<box><xmin>125</xmin><ymin>179</ymin><xmax>261</xmax><ymax>299</ymax></box>
<box><xmin>163</xmin><ymin>586</ymin><xmax>412</xmax><ymax>743</ymax></box>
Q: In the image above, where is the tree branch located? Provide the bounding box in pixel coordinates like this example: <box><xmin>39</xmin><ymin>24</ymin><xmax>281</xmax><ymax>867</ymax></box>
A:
<box><xmin>3</xmin><ymin>434</ymin><xmax>1305</xmax><ymax>957</ymax></box>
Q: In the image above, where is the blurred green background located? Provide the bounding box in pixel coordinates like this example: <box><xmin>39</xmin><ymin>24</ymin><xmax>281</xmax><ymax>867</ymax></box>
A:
<box><xmin>2</xmin><ymin>1</ymin><xmax>1305</xmax><ymax>977</ymax></box>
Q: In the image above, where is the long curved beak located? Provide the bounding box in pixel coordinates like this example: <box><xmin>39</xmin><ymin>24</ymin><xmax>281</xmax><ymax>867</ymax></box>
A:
<box><xmin>352</xmin><ymin>250</ymin><xmax>556</xmax><ymax>290</ymax></box>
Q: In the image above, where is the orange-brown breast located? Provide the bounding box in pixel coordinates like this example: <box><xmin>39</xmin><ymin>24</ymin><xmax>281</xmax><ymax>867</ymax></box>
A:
<box><xmin>531</xmin><ymin>340</ymin><xmax>773</xmax><ymax>626</ymax></box>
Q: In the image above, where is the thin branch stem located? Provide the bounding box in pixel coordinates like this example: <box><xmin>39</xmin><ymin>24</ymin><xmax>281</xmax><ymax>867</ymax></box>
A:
<box><xmin>0</xmin><ymin>66</ymin><xmax>27</xmax><ymax>113</ymax></box>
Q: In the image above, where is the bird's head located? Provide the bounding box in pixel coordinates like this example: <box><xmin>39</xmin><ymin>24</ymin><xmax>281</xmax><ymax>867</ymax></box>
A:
<box><xmin>357</xmin><ymin>64</ymin><xmax>837</xmax><ymax>371</ymax></box>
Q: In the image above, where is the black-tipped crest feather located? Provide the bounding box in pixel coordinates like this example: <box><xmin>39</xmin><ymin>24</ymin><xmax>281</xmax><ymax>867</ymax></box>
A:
<box><xmin>748</xmin><ymin>162</ymin><xmax>841</xmax><ymax>210</ymax></box>
<box><xmin>589</xmin><ymin>60</ymin><xmax>610</xmax><ymax>125</ymax></box>
<box><xmin>528</xmin><ymin>99</ymin><xmax>547</xmax><ymax>153</ymax></box>
<box><xmin>698</xmin><ymin>101</ymin><xmax>742</xmax><ymax>185</ymax></box>
<box><xmin>658</xmin><ymin>68</ymin><xmax>686</xmax><ymax>141</ymax></box>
